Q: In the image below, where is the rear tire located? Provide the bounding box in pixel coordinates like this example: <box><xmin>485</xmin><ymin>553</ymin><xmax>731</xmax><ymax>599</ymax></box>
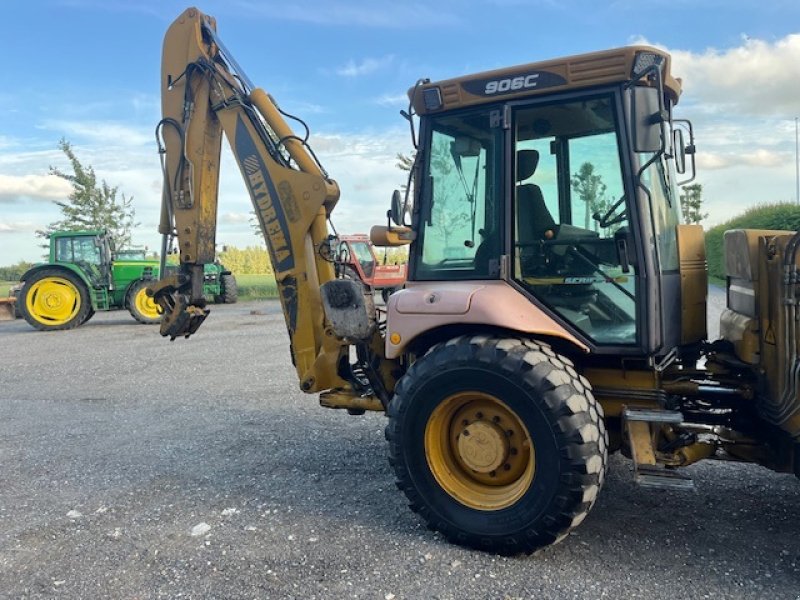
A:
<box><xmin>19</xmin><ymin>268</ymin><xmax>92</xmax><ymax>331</ymax></box>
<box><xmin>221</xmin><ymin>273</ymin><xmax>238</xmax><ymax>304</ymax></box>
<box><xmin>127</xmin><ymin>280</ymin><xmax>162</xmax><ymax>324</ymax></box>
<box><xmin>386</xmin><ymin>335</ymin><xmax>607</xmax><ymax>554</ymax></box>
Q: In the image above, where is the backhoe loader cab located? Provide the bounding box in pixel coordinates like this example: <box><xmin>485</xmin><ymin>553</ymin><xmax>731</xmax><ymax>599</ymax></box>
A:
<box><xmin>155</xmin><ymin>8</ymin><xmax>799</xmax><ymax>556</ymax></box>
<box><xmin>397</xmin><ymin>48</ymin><xmax>693</xmax><ymax>358</ymax></box>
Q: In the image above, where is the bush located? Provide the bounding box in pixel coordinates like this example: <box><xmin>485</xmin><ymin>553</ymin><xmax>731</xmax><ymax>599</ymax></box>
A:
<box><xmin>0</xmin><ymin>261</ymin><xmax>34</xmax><ymax>281</ymax></box>
<box><xmin>705</xmin><ymin>203</ymin><xmax>800</xmax><ymax>280</ymax></box>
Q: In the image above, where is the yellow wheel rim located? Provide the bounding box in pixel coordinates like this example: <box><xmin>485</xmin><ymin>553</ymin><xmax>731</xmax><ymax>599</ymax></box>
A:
<box><xmin>26</xmin><ymin>277</ymin><xmax>81</xmax><ymax>326</ymax></box>
<box><xmin>134</xmin><ymin>286</ymin><xmax>160</xmax><ymax>320</ymax></box>
<box><xmin>425</xmin><ymin>392</ymin><xmax>535</xmax><ymax>511</ymax></box>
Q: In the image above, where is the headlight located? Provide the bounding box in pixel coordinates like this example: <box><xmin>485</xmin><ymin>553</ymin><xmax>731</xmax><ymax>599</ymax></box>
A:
<box><xmin>422</xmin><ymin>87</ymin><xmax>443</xmax><ymax>111</ymax></box>
<box><xmin>632</xmin><ymin>51</ymin><xmax>664</xmax><ymax>77</ymax></box>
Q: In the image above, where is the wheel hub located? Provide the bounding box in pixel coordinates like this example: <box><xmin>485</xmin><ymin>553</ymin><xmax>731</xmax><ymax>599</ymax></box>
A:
<box><xmin>457</xmin><ymin>421</ymin><xmax>508</xmax><ymax>473</ymax></box>
<box><xmin>425</xmin><ymin>392</ymin><xmax>535</xmax><ymax>510</ymax></box>
<box><xmin>44</xmin><ymin>293</ymin><xmax>63</xmax><ymax>309</ymax></box>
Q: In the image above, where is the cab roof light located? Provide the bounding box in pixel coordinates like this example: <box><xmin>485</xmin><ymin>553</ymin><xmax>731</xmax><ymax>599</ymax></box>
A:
<box><xmin>632</xmin><ymin>52</ymin><xmax>664</xmax><ymax>78</ymax></box>
<box><xmin>422</xmin><ymin>87</ymin><xmax>443</xmax><ymax>111</ymax></box>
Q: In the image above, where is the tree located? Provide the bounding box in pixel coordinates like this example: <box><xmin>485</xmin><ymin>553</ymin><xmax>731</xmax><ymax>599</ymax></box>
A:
<box><xmin>249</xmin><ymin>211</ymin><xmax>266</xmax><ymax>245</ymax></box>
<box><xmin>679</xmin><ymin>183</ymin><xmax>707</xmax><ymax>224</ymax></box>
<box><xmin>38</xmin><ymin>139</ymin><xmax>138</xmax><ymax>249</ymax></box>
<box><xmin>570</xmin><ymin>162</ymin><xmax>607</xmax><ymax>231</ymax></box>
<box><xmin>217</xmin><ymin>245</ymin><xmax>272</xmax><ymax>274</ymax></box>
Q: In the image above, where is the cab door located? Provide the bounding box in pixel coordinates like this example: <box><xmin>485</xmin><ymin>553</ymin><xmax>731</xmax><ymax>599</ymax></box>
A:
<box><xmin>510</xmin><ymin>92</ymin><xmax>642</xmax><ymax>349</ymax></box>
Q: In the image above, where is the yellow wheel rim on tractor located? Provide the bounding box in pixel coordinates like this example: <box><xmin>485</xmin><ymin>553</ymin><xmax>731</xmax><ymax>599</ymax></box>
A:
<box><xmin>425</xmin><ymin>392</ymin><xmax>535</xmax><ymax>511</ymax></box>
<box><xmin>133</xmin><ymin>286</ymin><xmax>160</xmax><ymax>320</ymax></box>
<box><xmin>26</xmin><ymin>277</ymin><xmax>81</xmax><ymax>326</ymax></box>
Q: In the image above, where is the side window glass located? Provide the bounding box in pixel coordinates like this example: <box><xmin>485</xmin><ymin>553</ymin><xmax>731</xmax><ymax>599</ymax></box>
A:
<box><xmin>74</xmin><ymin>238</ymin><xmax>102</xmax><ymax>265</ymax></box>
<box><xmin>568</xmin><ymin>133</ymin><xmax>626</xmax><ymax>232</ymax></box>
<box><xmin>55</xmin><ymin>238</ymin><xmax>73</xmax><ymax>262</ymax></box>
<box><xmin>414</xmin><ymin>109</ymin><xmax>503</xmax><ymax>280</ymax></box>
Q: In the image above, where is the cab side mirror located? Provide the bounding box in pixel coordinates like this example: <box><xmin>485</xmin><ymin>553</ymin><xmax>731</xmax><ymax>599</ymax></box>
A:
<box><xmin>390</xmin><ymin>189</ymin><xmax>403</xmax><ymax>226</ymax></box>
<box><xmin>673</xmin><ymin>128</ymin><xmax>686</xmax><ymax>174</ymax></box>
<box><xmin>631</xmin><ymin>86</ymin><xmax>664</xmax><ymax>153</ymax></box>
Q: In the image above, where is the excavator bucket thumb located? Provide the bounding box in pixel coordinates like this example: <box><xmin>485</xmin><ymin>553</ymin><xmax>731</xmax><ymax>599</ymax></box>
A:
<box><xmin>0</xmin><ymin>297</ymin><xmax>16</xmax><ymax>321</ymax></box>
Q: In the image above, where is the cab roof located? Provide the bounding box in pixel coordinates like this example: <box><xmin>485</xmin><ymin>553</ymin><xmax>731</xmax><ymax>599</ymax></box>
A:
<box><xmin>410</xmin><ymin>45</ymin><xmax>681</xmax><ymax>116</ymax></box>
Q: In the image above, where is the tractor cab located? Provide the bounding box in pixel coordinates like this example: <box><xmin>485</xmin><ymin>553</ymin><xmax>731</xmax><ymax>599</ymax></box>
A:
<box><xmin>398</xmin><ymin>46</ymin><xmax>697</xmax><ymax>359</ymax></box>
<box><xmin>50</xmin><ymin>230</ymin><xmax>114</xmax><ymax>288</ymax></box>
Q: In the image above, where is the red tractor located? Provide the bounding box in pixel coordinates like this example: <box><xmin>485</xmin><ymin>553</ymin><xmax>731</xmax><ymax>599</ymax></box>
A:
<box><xmin>335</xmin><ymin>234</ymin><xmax>406</xmax><ymax>301</ymax></box>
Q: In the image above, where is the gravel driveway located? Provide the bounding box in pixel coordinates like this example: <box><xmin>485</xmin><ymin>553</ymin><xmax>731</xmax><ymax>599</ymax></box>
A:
<box><xmin>1</xmin><ymin>289</ymin><xmax>798</xmax><ymax>599</ymax></box>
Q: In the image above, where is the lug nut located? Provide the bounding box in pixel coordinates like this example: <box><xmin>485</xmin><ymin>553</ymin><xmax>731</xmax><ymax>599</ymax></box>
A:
<box><xmin>492</xmin><ymin>416</ymin><xmax>500</xmax><ymax>423</ymax></box>
<box><xmin>476</xmin><ymin>412</ymin><xmax>484</xmax><ymax>419</ymax></box>
<box><xmin>510</xmin><ymin>447</ymin><xmax>518</xmax><ymax>455</ymax></box>
<box><xmin>489</xmin><ymin>470</ymin><xmax>496</xmax><ymax>477</ymax></box>
<box><xmin>506</xmin><ymin>429</ymin><xmax>514</xmax><ymax>437</ymax></box>
<box><xmin>462</xmin><ymin>429</ymin><xmax>470</xmax><ymax>436</ymax></box>
<box><xmin>503</xmin><ymin>464</ymin><xmax>511</xmax><ymax>471</ymax></box>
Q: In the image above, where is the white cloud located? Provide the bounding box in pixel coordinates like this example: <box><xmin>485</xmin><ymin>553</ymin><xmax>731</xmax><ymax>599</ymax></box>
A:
<box><xmin>631</xmin><ymin>33</ymin><xmax>800</xmax><ymax>117</ymax></box>
<box><xmin>631</xmin><ymin>33</ymin><xmax>800</xmax><ymax>224</ymax></box>
<box><xmin>335</xmin><ymin>56</ymin><xmax>395</xmax><ymax>78</ymax></box>
<box><xmin>375</xmin><ymin>93</ymin><xmax>409</xmax><ymax>107</ymax></box>
<box><xmin>220</xmin><ymin>212</ymin><xmax>251</xmax><ymax>224</ymax></box>
<box><xmin>38</xmin><ymin>120</ymin><xmax>152</xmax><ymax>147</ymax></box>
<box><xmin>0</xmin><ymin>221</ymin><xmax>35</xmax><ymax>234</ymax></box>
<box><xmin>0</xmin><ymin>174</ymin><xmax>72</xmax><ymax>203</ymax></box>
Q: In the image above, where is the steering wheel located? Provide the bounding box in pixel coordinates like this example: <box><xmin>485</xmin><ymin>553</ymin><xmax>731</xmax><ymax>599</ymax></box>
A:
<box><xmin>594</xmin><ymin>196</ymin><xmax>627</xmax><ymax>228</ymax></box>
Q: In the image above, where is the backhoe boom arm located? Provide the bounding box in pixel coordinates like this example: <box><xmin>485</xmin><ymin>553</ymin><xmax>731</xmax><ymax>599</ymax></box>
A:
<box><xmin>153</xmin><ymin>7</ymin><xmax>350</xmax><ymax>394</ymax></box>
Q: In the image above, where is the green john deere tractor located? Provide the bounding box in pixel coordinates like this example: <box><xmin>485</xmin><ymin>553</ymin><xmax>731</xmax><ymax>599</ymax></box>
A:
<box><xmin>16</xmin><ymin>230</ymin><xmax>237</xmax><ymax>331</ymax></box>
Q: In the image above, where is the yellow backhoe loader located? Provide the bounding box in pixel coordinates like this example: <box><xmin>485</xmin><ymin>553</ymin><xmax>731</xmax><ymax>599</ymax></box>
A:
<box><xmin>151</xmin><ymin>7</ymin><xmax>800</xmax><ymax>554</ymax></box>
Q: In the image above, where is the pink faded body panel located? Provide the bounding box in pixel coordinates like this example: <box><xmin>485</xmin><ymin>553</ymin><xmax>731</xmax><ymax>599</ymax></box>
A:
<box><xmin>385</xmin><ymin>280</ymin><xmax>588</xmax><ymax>358</ymax></box>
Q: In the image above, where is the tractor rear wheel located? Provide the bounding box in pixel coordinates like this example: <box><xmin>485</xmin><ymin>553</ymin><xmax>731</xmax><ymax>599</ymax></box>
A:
<box><xmin>221</xmin><ymin>273</ymin><xmax>238</xmax><ymax>304</ymax></box>
<box><xmin>386</xmin><ymin>335</ymin><xmax>607</xmax><ymax>554</ymax></box>
<box><xmin>19</xmin><ymin>268</ymin><xmax>92</xmax><ymax>331</ymax></box>
<box><xmin>127</xmin><ymin>280</ymin><xmax>162</xmax><ymax>324</ymax></box>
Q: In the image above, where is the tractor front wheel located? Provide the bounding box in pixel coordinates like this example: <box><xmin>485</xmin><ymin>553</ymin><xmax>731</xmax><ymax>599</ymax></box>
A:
<box><xmin>127</xmin><ymin>280</ymin><xmax>162</xmax><ymax>324</ymax></box>
<box><xmin>220</xmin><ymin>273</ymin><xmax>238</xmax><ymax>304</ymax></box>
<box><xmin>386</xmin><ymin>335</ymin><xmax>607</xmax><ymax>554</ymax></box>
<box><xmin>19</xmin><ymin>268</ymin><xmax>92</xmax><ymax>331</ymax></box>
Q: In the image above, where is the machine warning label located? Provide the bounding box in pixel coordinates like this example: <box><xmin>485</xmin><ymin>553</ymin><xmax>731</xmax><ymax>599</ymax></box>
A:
<box><xmin>235</xmin><ymin>116</ymin><xmax>295</xmax><ymax>273</ymax></box>
<box><xmin>461</xmin><ymin>70</ymin><xmax>567</xmax><ymax>97</ymax></box>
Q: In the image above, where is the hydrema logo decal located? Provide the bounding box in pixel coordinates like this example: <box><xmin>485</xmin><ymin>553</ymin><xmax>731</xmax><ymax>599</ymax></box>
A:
<box><xmin>462</xmin><ymin>70</ymin><xmax>567</xmax><ymax>97</ymax></box>
<box><xmin>235</xmin><ymin>116</ymin><xmax>295</xmax><ymax>273</ymax></box>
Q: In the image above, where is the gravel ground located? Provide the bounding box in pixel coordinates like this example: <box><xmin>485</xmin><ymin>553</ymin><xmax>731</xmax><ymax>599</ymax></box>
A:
<box><xmin>1</xmin><ymin>288</ymin><xmax>798</xmax><ymax>599</ymax></box>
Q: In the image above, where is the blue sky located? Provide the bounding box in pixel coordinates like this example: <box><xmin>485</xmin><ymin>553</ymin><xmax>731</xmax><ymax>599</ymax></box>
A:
<box><xmin>2</xmin><ymin>0</ymin><xmax>800</xmax><ymax>263</ymax></box>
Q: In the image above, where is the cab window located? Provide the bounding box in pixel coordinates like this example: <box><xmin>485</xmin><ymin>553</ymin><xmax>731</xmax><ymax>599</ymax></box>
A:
<box><xmin>55</xmin><ymin>236</ymin><xmax>102</xmax><ymax>265</ymax></box>
<box><xmin>414</xmin><ymin>108</ymin><xmax>504</xmax><ymax>280</ymax></box>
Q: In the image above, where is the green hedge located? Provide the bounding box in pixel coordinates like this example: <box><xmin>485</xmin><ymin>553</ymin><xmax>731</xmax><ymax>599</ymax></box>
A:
<box><xmin>705</xmin><ymin>203</ymin><xmax>800</xmax><ymax>281</ymax></box>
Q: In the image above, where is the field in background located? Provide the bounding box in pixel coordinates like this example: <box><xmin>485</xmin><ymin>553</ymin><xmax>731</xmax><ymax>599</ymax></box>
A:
<box><xmin>235</xmin><ymin>273</ymin><xmax>277</xmax><ymax>300</ymax></box>
<box><xmin>0</xmin><ymin>281</ymin><xmax>13</xmax><ymax>297</ymax></box>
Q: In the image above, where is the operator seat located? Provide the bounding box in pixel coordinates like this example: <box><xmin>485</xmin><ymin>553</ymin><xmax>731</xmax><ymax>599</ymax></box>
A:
<box><xmin>516</xmin><ymin>149</ymin><xmax>556</xmax><ymax>274</ymax></box>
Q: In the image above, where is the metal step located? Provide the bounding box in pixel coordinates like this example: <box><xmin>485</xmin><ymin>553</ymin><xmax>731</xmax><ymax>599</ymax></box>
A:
<box><xmin>635</xmin><ymin>465</ymin><xmax>695</xmax><ymax>491</ymax></box>
<box><xmin>623</xmin><ymin>407</ymin><xmax>683</xmax><ymax>423</ymax></box>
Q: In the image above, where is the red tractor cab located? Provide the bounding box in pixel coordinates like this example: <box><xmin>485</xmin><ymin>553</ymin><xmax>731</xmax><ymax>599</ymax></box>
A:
<box><xmin>335</xmin><ymin>234</ymin><xmax>406</xmax><ymax>301</ymax></box>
